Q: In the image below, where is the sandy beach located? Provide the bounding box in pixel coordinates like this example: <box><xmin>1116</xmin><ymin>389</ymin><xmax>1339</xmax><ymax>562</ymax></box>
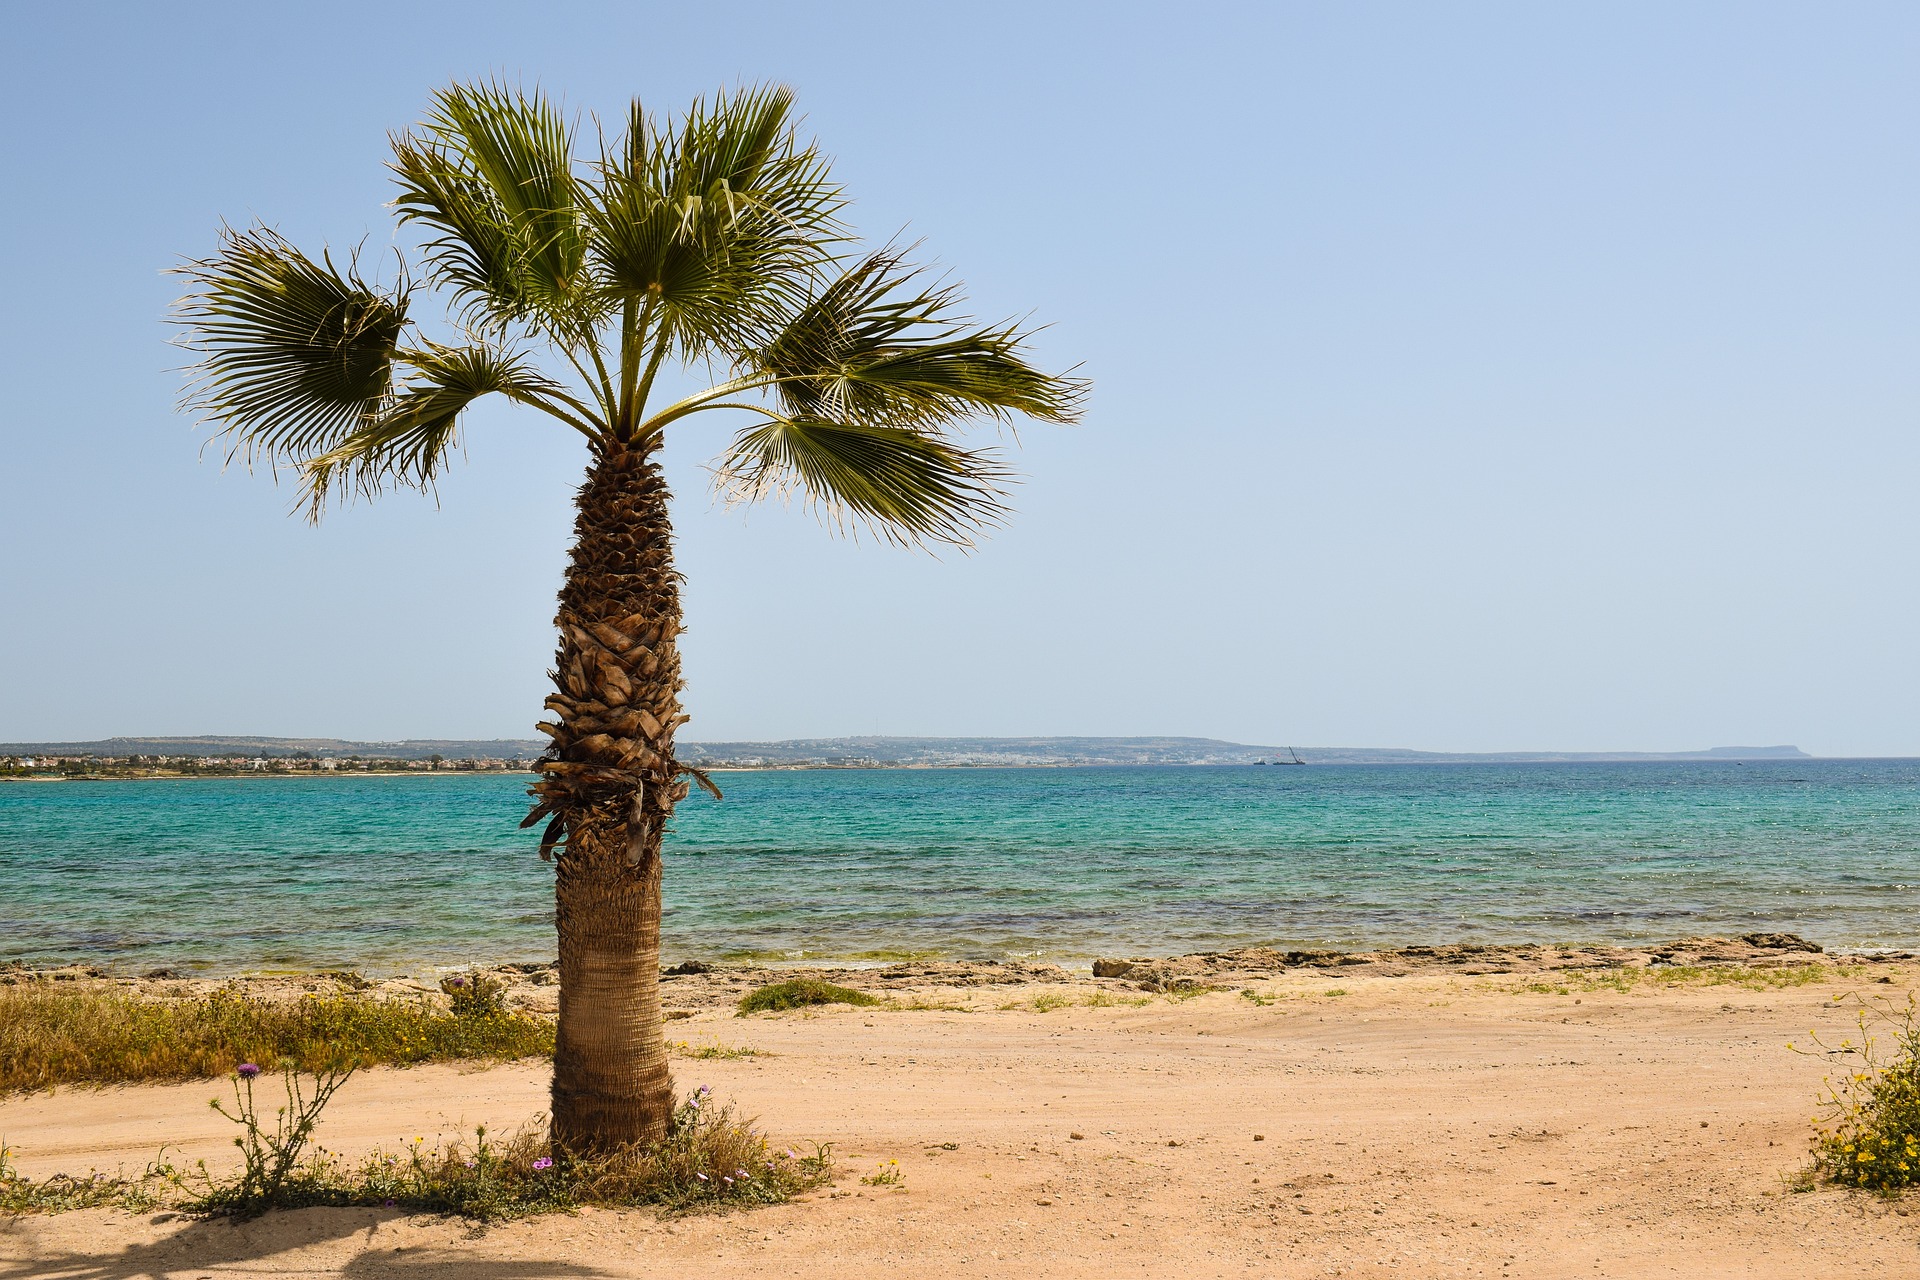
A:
<box><xmin>4</xmin><ymin>937</ymin><xmax>1918</xmax><ymax>1278</ymax></box>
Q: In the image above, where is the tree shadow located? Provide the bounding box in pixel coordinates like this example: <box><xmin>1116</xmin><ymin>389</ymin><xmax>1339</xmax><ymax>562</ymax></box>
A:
<box><xmin>0</xmin><ymin>1208</ymin><xmax>616</xmax><ymax>1280</ymax></box>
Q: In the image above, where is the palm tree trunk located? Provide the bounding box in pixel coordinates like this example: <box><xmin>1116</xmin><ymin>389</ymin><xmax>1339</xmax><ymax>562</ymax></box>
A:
<box><xmin>532</xmin><ymin>443</ymin><xmax>687</xmax><ymax>1154</ymax></box>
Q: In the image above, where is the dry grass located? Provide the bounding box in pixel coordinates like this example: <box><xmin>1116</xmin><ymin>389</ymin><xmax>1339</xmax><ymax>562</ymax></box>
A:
<box><xmin>1507</xmin><ymin>962</ymin><xmax>1871</xmax><ymax>997</ymax></box>
<box><xmin>183</xmin><ymin>1102</ymin><xmax>832</xmax><ymax>1221</ymax></box>
<box><xmin>0</xmin><ymin>1145</ymin><xmax>166</xmax><ymax>1214</ymax></box>
<box><xmin>0</xmin><ymin>985</ymin><xmax>553</xmax><ymax>1093</ymax></box>
<box><xmin>736</xmin><ymin>980</ymin><xmax>879</xmax><ymax>1015</ymax></box>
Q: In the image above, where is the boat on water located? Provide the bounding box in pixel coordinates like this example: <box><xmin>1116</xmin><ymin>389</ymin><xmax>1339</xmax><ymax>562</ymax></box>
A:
<box><xmin>1259</xmin><ymin>748</ymin><xmax>1307</xmax><ymax>766</ymax></box>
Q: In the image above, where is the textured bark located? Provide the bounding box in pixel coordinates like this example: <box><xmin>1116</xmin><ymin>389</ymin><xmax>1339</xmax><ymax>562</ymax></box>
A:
<box><xmin>530</xmin><ymin>443</ymin><xmax>691</xmax><ymax>1154</ymax></box>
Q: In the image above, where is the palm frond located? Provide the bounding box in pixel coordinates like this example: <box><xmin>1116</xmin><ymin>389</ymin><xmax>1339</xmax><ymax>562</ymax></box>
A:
<box><xmin>173</xmin><ymin>227</ymin><xmax>408</xmax><ymax>465</ymax></box>
<box><xmin>715</xmin><ymin>414</ymin><xmax>1010</xmax><ymax>546</ymax></box>
<box><xmin>752</xmin><ymin>251</ymin><xmax>1086</xmax><ymax>433</ymax></box>
<box><xmin>587</xmin><ymin>85</ymin><xmax>845</xmax><ymax>362</ymax></box>
<box><xmin>390</xmin><ymin>82</ymin><xmax>594</xmax><ymax>339</ymax></box>
<box><xmin>299</xmin><ymin>343</ymin><xmax>560</xmax><ymax>517</ymax></box>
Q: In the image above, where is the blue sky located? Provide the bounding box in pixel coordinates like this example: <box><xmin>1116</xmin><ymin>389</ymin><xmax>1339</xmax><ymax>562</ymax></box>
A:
<box><xmin>2</xmin><ymin>2</ymin><xmax>1917</xmax><ymax>754</ymax></box>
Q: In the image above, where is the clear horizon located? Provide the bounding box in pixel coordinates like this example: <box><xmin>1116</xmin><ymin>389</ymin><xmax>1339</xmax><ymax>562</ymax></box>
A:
<box><xmin>0</xmin><ymin>730</ymin><xmax>1823</xmax><ymax>756</ymax></box>
<box><xmin>4</xmin><ymin>3</ymin><xmax>1918</xmax><ymax>755</ymax></box>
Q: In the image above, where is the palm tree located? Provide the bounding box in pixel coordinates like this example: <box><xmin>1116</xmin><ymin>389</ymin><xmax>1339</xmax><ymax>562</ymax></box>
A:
<box><xmin>173</xmin><ymin>81</ymin><xmax>1084</xmax><ymax>1154</ymax></box>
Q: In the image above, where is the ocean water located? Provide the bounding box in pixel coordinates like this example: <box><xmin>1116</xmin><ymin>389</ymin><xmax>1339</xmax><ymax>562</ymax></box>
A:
<box><xmin>3</xmin><ymin>761</ymin><xmax>1918</xmax><ymax>976</ymax></box>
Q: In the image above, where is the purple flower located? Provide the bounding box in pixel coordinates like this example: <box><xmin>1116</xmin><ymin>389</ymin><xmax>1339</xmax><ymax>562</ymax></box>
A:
<box><xmin>236</xmin><ymin>1063</ymin><xmax>261</xmax><ymax>1079</ymax></box>
<box><xmin>462</xmin><ymin>1159</ymin><xmax>476</xmax><ymax>1169</ymax></box>
<box><xmin>383</xmin><ymin>1198</ymin><xmax>396</xmax><ymax>1208</ymax></box>
<box><xmin>531</xmin><ymin>1157</ymin><xmax>554</xmax><ymax>1172</ymax></box>
<box><xmin>446</xmin><ymin>976</ymin><xmax>469</xmax><ymax>988</ymax></box>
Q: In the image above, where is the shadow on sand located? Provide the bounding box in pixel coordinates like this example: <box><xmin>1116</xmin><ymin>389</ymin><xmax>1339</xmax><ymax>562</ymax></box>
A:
<box><xmin>0</xmin><ymin>1207</ymin><xmax>617</xmax><ymax>1280</ymax></box>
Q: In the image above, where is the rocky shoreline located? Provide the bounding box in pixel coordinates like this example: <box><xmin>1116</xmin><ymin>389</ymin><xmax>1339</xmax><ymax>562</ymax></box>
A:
<box><xmin>6</xmin><ymin>931</ymin><xmax>1902</xmax><ymax>1016</ymax></box>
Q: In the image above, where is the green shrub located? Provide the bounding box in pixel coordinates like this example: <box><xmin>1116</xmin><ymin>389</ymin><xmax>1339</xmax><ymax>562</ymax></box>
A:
<box><xmin>736</xmin><ymin>979</ymin><xmax>879</xmax><ymax>1016</ymax></box>
<box><xmin>0</xmin><ymin>985</ymin><xmax>553</xmax><ymax>1092</ymax></box>
<box><xmin>1802</xmin><ymin>994</ymin><xmax>1920</xmax><ymax>1191</ymax></box>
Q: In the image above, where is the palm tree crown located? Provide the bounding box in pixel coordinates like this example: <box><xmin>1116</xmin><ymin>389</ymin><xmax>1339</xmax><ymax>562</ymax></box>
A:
<box><xmin>176</xmin><ymin>82</ymin><xmax>1084</xmax><ymax>540</ymax></box>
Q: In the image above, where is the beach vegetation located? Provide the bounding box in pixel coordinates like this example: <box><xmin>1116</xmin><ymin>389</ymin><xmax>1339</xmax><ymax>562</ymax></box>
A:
<box><xmin>998</xmin><ymin>990</ymin><xmax>1155</xmax><ymax>1012</ymax></box>
<box><xmin>859</xmin><ymin>1159</ymin><xmax>904</xmax><ymax>1187</ymax></box>
<box><xmin>6</xmin><ymin>1068</ymin><xmax>831</xmax><ymax>1223</ymax></box>
<box><xmin>440</xmin><ymin>970</ymin><xmax>510</xmax><ymax>1018</ymax></box>
<box><xmin>0</xmin><ymin>1146</ymin><xmax>167</xmax><ymax>1214</ymax></box>
<box><xmin>0</xmin><ymin>986</ymin><xmax>552</xmax><ymax>1093</ymax></box>
<box><xmin>1506</xmin><ymin>962</ymin><xmax>1865</xmax><ymax>997</ymax></box>
<box><xmin>878</xmin><ymin>997</ymin><xmax>974</xmax><ymax>1012</ymax></box>
<box><xmin>1079</xmin><ymin>990</ymin><xmax>1153</xmax><ymax>1009</ymax></box>
<box><xmin>671</xmin><ymin>1039</ymin><xmax>768</xmax><ymax>1059</ymax></box>
<box><xmin>173</xmin><ymin>79</ymin><xmax>1082</xmax><ymax>1154</ymax></box>
<box><xmin>194</xmin><ymin>1060</ymin><xmax>356</xmax><ymax>1217</ymax></box>
<box><xmin>736</xmin><ymin>979</ymin><xmax>880</xmax><ymax>1015</ymax></box>
<box><xmin>177</xmin><ymin>1075</ymin><xmax>829</xmax><ymax>1221</ymax></box>
<box><xmin>1799</xmin><ymin>993</ymin><xmax>1920</xmax><ymax>1193</ymax></box>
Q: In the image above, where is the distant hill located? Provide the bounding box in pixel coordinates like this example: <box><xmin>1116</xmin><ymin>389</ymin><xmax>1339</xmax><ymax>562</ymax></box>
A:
<box><xmin>1</xmin><ymin>735</ymin><xmax>1812</xmax><ymax>766</ymax></box>
<box><xmin>677</xmin><ymin>736</ymin><xmax>1283</xmax><ymax>766</ymax></box>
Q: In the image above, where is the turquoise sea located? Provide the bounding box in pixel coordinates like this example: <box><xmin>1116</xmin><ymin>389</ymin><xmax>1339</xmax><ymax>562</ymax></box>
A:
<box><xmin>4</xmin><ymin>761</ymin><xmax>1918</xmax><ymax>976</ymax></box>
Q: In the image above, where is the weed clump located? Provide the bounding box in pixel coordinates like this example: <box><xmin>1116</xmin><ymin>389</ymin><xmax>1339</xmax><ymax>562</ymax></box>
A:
<box><xmin>6</xmin><ymin>1062</ymin><xmax>834</xmax><ymax>1223</ymax></box>
<box><xmin>175</xmin><ymin>1076</ymin><xmax>829</xmax><ymax>1221</ymax></box>
<box><xmin>0</xmin><ymin>1146</ymin><xmax>165</xmax><ymax>1214</ymax></box>
<box><xmin>859</xmin><ymin>1159</ymin><xmax>904</xmax><ymax>1187</ymax></box>
<box><xmin>440</xmin><ymin>971</ymin><xmax>509</xmax><ymax>1019</ymax></box>
<box><xmin>0</xmin><ymin>985</ymin><xmax>553</xmax><ymax>1093</ymax></box>
<box><xmin>1801</xmin><ymin>993</ymin><xmax>1920</xmax><ymax>1192</ymax></box>
<box><xmin>193</xmin><ymin>1060</ymin><xmax>356</xmax><ymax>1217</ymax></box>
<box><xmin>671</xmin><ymin>1039</ymin><xmax>767</xmax><ymax>1060</ymax></box>
<box><xmin>736</xmin><ymin>979</ymin><xmax>879</xmax><ymax>1016</ymax></box>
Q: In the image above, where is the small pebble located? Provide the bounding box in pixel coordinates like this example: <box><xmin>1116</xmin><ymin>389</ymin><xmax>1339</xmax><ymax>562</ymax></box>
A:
<box><xmin>1070</xmin><ymin>1132</ymin><xmax>1085</xmax><ymax>1140</ymax></box>
<box><xmin>1253</xmin><ymin>1134</ymin><xmax>1265</xmax><ymax>1141</ymax></box>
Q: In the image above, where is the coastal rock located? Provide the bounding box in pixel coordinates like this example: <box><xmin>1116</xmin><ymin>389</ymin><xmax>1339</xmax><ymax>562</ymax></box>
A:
<box><xmin>1742</xmin><ymin>932</ymin><xmax>1822</xmax><ymax>953</ymax></box>
<box><xmin>1092</xmin><ymin>959</ymin><xmax>1136</xmax><ymax>978</ymax></box>
<box><xmin>665</xmin><ymin>960</ymin><xmax>712</xmax><ymax>976</ymax></box>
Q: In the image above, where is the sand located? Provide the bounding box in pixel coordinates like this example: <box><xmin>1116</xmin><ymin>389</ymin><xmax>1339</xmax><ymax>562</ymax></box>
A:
<box><xmin>4</xmin><ymin>941</ymin><xmax>1918</xmax><ymax>1278</ymax></box>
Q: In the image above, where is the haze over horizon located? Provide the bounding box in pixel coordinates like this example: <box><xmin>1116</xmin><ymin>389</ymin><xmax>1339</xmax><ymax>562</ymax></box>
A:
<box><xmin>4</xmin><ymin>3</ymin><xmax>1918</xmax><ymax>756</ymax></box>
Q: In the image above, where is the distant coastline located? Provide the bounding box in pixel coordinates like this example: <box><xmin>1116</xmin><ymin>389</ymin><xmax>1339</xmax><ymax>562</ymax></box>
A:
<box><xmin>0</xmin><ymin>733</ymin><xmax>1815</xmax><ymax>777</ymax></box>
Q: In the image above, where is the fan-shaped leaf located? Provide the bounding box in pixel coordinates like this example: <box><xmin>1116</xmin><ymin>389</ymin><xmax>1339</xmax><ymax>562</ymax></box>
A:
<box><xmin>174</xmin><ymin>228</ymin><xmax>408</xmax><ymax>463</ymax></box>
<box><xmin>716</xmin><ymin>414</ymin><xmax>1009</xmax><ymax>546</ymax></box>
<box><xmin>753</xmin><ymin>251</ymin><xmax>1086</xmax><ymax>432</ymax></box>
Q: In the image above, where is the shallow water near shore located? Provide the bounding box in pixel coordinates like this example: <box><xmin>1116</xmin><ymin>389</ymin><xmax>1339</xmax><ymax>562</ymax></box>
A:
<box><xmin>4</xmin><ymin>760</ymin><xmax>1919</xmax><ymax>975</ymax></box>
